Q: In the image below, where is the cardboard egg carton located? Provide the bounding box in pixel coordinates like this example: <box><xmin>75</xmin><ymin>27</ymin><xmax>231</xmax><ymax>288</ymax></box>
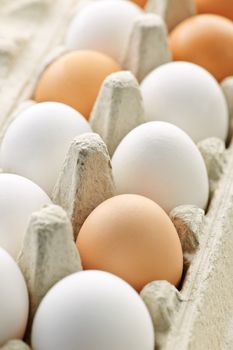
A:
<box><xmin>0</xmin><ymin>0</ymin><xmax>233</xmax><ymax>349</ymax></box>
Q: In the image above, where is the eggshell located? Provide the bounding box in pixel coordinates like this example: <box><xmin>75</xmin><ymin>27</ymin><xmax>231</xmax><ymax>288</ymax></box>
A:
<box><xmin>31</xmin><ymin>270</ymin><xmax>155</xmax><ymax>350</ymax></box>
<box><xmin>0</xmin><ymin>102</ymin><xmax>92</xmax><ymax>195</ymax></box>
<box><xmin>0</xmin><ymin>247</ymin><xmax>29</xmax><ymax>346</ymax></box>
<box><xmin>112</xmin><ymin>122</ymin><xmax>209</xmax><ymax>213</ymax></box>
<box><xmin>130</xmin><ymin>0</ymin><xmax>147</xmax><ymax>8</ymax></box>
<box><xmin>140</xmin><ymin>61</ymin><xmax>229</xmax><ymax>143</ymax></box>
<box><xmin>34</xmin><ymin>51</ymin><xmax>121</xmax><ymax>118</ymax></box>
<box><xmin>195</xmin><ymin>0</ymin><xmax>233</xmax><ymax>21</ymax></box>
<box><xmin>169</xmin><ymin>14</ymin><xmax>233</xmax><ymax>82</ymax></box>
<box><xmin>66</xmin><ymin>0</ymin><xmax>142</xmax><ymax>63</ymax></box>
<box><xmin>77</xmin><ymin>194</ymin><xmax>183</xmax><ymax>291</ymax></box>
<box><xmin>0</xmin><ymin>174</ymin><xmax>51</xmax><ymax>259</ymax></box>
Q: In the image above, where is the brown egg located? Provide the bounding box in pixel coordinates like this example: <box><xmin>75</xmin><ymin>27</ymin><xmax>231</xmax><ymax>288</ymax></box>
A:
<box><xmin>195</xmin><ymin>0</ymin><xmax>233</xmax><ymax>21</ymax></box>
<box><xmin>169</xmin><ymin>14</ymin><xmax>233</xmax><ymax>82</ymax></box>
<box><xmin>130</xmin><ymin>0</ymin><xmax>147</xmax><ymax>8</ymax></box>
<box><xmin>34</xmin><ymin>50</ymin><xmax>121</xmax><ymax>119</ymax></box>
<box><xmin>77</xmin><ymin>194</ymin><xmax>183</xmax><ymax>292</ymax></box>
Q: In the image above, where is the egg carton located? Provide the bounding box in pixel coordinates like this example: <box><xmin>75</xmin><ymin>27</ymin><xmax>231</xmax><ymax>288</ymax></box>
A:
<box><xmin>0</xmin><ymin>0</ymin><xmax>233</xmax><ymax>349</ymax></box>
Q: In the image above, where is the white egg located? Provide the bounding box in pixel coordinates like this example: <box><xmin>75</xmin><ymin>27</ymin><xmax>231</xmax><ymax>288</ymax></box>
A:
<box><xmin>140</xmin><ymin>62</ymin><xmax>229</xmax><ymax>143</ymax></box>
<box><xmin>0</xmin><ymin>247</ymin><xmax>29</xmax><ymax>346</ymax></box>
<box><xmin>0</xmin><ymin>174</ymin><xmax>51</xmax><ymax>259</ymax></box>
<box><xmin>66</xmin><ymin>0</ymin><xmax>142</xmax><ymax>63</ymax></box>
<box><xmin>31</xmin><ymin>270</ymin><xmax>154</xmax><ymax>350</ymax></box>
<box><xmin>112</xmin><ymin>121</ymin><xmax>209</xmax><ymax>213</ymax></box>
<box><xmin>1</xmin><ymin>102</ymin><xmax>92</xmax><ymax>195</ymax></box>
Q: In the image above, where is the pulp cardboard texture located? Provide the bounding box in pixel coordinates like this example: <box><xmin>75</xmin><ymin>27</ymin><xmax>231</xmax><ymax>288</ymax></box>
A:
<box><xmin>0</xmin><ymin>0</ymin><xmax>232</xmax><ymax>349</ymax></box>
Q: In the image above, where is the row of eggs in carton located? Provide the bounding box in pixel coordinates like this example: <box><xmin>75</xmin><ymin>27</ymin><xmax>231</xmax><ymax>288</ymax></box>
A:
<box><xmin>0</xmin><ymin>0</ymin><xmax>233</xmax><ymax>349</ymax></box>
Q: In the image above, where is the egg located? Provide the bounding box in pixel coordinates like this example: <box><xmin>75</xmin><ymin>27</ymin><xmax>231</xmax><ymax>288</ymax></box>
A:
<box><xmin>195</xmin><ymin>0</ymin><xmax>233</xmax><ymax>21</ymax></box>
<box><xmin>66</xmin><ymin>0</ymin><xmax>142</xmax><ymax>63</ymax></box>
<box><xmin>112</xmin><ymin>122</ymin><xmax>209</xmax><ymax>213</ymax></box>
<box><xmin>0</xmin><ymin>247</ymin><xmax>29</xmax><ymax>346</ymax></box>
<box><xmin>0</xmin><ymin>174</ymin><xmax>51</xmax><ymax>259</ymax></box>
<box><xmin>140</xmin><ymin>61</ymin><xmax>229</xmax><ymax>143</ymax></box>
<box><xmin>77</xmin><ymin>194</ymin><xmax>183</xmax><ymax>291</ymax></box>
<box><xmin>130</xmin><ymin>0</ymin><xmax>147</xmax><ymax>8</ymax></box>
<box><xmin>0</xmin><ymin>102</ymin><xmax>91</xmax><ymax>195</ymax></box>
<box><xmin>169</xmin><ymin>14</ymin><xmax>233</xmax><ymax>82</ymax></box>
<box><xmin>34</xmin><ymin>51</ymin><xmax>121</xmax><ymax>118</ymax></box>
<box><xmin>31</xmin><ymin>270</ymin><xmax>154</xmax><ymax>350</ymax></box>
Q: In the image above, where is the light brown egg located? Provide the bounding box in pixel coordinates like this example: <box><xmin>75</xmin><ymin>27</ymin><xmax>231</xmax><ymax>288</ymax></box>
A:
<box><xmin>76</xmin><ymin>194</ymin><xmax>183</xmax><ymax>292</ymax></box>
<box><xmin>34</xmin><ymin>50</ymin><xmax>121</xmax><ymax>119</ymax></box>
<box><xmin>169</xmin><ymin>14</ymin><xmax>233</xmax><ymax>82</ymax></box>
<box><xmin>130</xmin><ymin>0</ymin><xmax>147</xmax><ymax>8</ymax></box>
<box><xmin>195</xmin><ymin>0</ymin><xmax>233</xmax><ymax>21</ymax></box>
